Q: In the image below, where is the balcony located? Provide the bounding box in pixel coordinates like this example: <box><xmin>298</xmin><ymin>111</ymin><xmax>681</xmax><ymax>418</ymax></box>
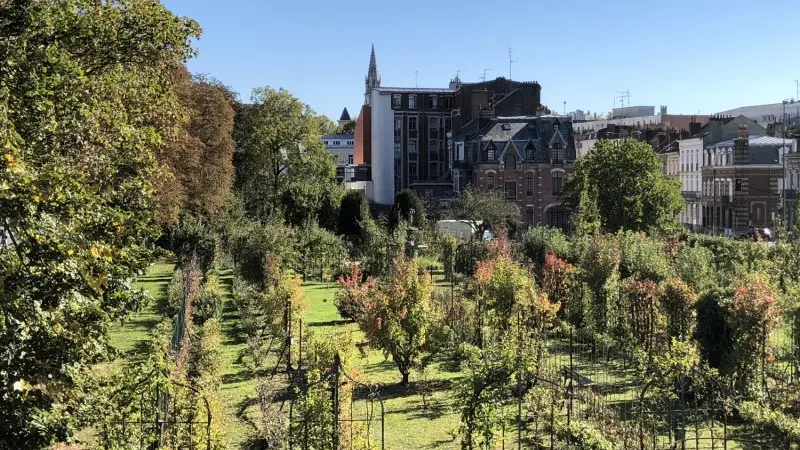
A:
<box><xmin>681</xmin><ymin>191</ymin><xmax>701</xmax><ymax>200</ymax></box>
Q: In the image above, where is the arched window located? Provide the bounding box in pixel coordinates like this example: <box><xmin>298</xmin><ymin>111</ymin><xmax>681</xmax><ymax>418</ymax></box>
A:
<box><xmin>552</xmin><ymin>171</ymin><xmax>564</xmax><ymax>195</ymax></box>
<box><xmin>547</xmin><ymin>205</ymin><xmax>570</xmax><ymax>232</ymax></box>
<box><xmin>487</xmin><ymin>172</ymin><xmax>495</xmax><ymax>190</ymax></box>
<box><xmin>504</xmin><ymin>153</ymin><xmax>517</xmax><ymax>170</ymax></box>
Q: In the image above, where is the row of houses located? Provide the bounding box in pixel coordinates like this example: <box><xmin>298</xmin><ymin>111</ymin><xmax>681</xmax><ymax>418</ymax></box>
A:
<box><xmin>322</xmin><ymin>45</ymin><xmax>798</xmax><ymax>235</ymax></box>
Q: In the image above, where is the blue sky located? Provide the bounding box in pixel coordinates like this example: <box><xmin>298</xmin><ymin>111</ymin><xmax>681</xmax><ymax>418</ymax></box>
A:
<box><xmin>163</xmin><ymin>0</ymin><xmax>800</xmax><ymax>122</ymax></box>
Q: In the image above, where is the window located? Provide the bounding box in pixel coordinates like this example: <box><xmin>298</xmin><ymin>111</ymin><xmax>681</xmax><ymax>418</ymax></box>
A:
<box><xmin>392</xmin><ymin>94</ymin><xmax>402</xmax><ymax>109</ymax></box>
<box><xmin>348</xmin><ymin>154</ymin><xmax>353</xmax><ymax>165</ymax></box>
<box><xmin>408</xmin><ymin>116</ymin><xmax>417</xmax><ymax>131</ymax></box>
<box><xmin>429</xmin><ymin>117</ymin><xmax>439</xmax><ymax>138</ymax></box>
<box><xmin>430</xmin><ymin>162</ymin><xmax>439</xmax><ymax>177</ymax></box>
<box><xmin>394</xmin><ymin>117</ymin><xmax>402</xmax><ymax>139</ymax></box>
<box><xmin>444</xmin><ymin>118</ymin><xmax>452</xmax><ymax>132</ymax></box>
<box><xmin>547</xmin><ymin>205</ymin><xmax>570</xmax><ymax>232</ymax></box>
<box><xmin>487</xmin><ymin>172</ymin><xmax>495</xmax><ymax>190</ymax></box>
<box><xmin>430</xmin><ymin>140</ymin><xmax>439</xmax><ymax>155</ymax></box>
<box><xmin>487</xmin><ymin>147</ymin><xmax>496</xmax><ymax>161</ymax></box>
<box><xmin>429</xmin><ymin>95</ymin><xmax>438</xmax><ymax>109</ymax></box>
<box><xmin>409</xmin><ymin>94</ymin><xmax>417</xmax><ymax>110</ymax></box>
<box><xmin>443</xmin><ymin>96</ymin><xmax>453</xmax><ymax>109</ymax></box>
<box><xmin>504</xmin><ymin>154</ymin><xmax>516</xmax><ymax>170</ymax></box>
<box><xmin>552</xmin><ymin>144</ymin><xmax>564</xmax><ymax>162</ymax></box>
<box><xmin>409</xmin><ymin>162</ymin><xmax>418</xmax><ymax>181</ymax></box>
<box><xmin>526</xmin><ymin>145</ymin><xmax>535</xmax><ymax>160</ymax></box>
<box><xmin>505</xmin><ymin>181</ymin><xmax>516</xmax><ymax>200</ymax></box>
<box><xmin>347</xmin><ymin>140</ymin><xmax>354</xmax><ymax>146</ymax></box>
<box><xmin>394</xmin><ymin>142</ymin><xmax>401</xmax><ymax>154</ymax></box>
<box><xmin>455</xmin><ymin>142</ymin><xmax>464</xmax><ymax>161</ymax></box>
<box><xmin>552</xmin><ymin>171</ymin><xmax>564</xmax><ymax>195</ymax></box>
<box><xmin>408</xmin><ymin>140</ymin><xmax>417</xmax><ymax>160</ymax></box>
<box><xmin>526</xmin><ymin>172</ymin><xmax>534</xmax><ymax>196</ymax></box>
<box><xmin>333</xmin><ymin>140</ymin><xmax>341</xmax><ymax>145</ymax></box>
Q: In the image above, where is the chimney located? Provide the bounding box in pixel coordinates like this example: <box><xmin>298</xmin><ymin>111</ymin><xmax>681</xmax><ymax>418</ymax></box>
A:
<box><xmin>660</xmin><ymin>105</ymin><xmax>667</xmax><ymax>115</ymax></box>
<box><xmin>689</xmin><ymin>119</ymin><xmax>701</xmax><ymax>136</ymax></box>
<box><xmin>738</xmin><ymin>124</ymin><xmax>749</xmax><ymax>139</ymax></box>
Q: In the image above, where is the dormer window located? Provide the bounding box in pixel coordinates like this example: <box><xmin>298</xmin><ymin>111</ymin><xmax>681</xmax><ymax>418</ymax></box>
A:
<box><xmin>552</xmin><ymin>143</ymin><xmax>564</xmax><ymax>163</ymax></box>
<box><xmin>501</xmin><ymin>123</ymin><xmax>511</xmax><ymax>131</ymax></box>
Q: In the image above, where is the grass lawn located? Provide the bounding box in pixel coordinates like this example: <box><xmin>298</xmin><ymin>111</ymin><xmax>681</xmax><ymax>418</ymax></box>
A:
<box><xmin>108</xmin><ymin>262</ymin><xmax>173</xmax><ymax>356</ymax></box>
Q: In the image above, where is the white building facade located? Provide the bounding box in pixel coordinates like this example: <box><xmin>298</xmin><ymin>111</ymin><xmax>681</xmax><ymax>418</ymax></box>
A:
<box><xmin>677</xmin><ymin>137</ymin><xmax>703</xmax><ymax>229</ymax></box>
<box><xmin>322</xmin><ymin>134</ymin><xmax>356</xmax><ymax>182</ymax></box>
<box><xmin>368</xmin><ymin>88</ymin><xmax>395</xmax><ymax>205</ymax></box>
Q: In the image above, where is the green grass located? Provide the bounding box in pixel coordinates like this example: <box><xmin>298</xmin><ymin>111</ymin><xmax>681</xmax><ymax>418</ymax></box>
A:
<box><xmin>108</xmin><ymin>262</ymin><xmax>174</xmax><ymax>356</ymax></box>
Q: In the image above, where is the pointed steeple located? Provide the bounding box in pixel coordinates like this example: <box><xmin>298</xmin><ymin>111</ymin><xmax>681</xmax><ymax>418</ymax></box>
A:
<box><xmin>364</xmin><ymin>44</ymin><xmax>381</xmax><ymax>105</ymax></box>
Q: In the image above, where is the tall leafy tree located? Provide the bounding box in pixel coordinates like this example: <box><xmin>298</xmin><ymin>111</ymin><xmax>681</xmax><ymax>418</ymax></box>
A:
<box><xmin>563</xmin><ymin>139</ymin><xmax>683</xmax><ymax>233</ymax></box>
<box><xmin>389</xmin><ymin>188</ymin><xmax>425</xmax><ymax>230</ymax></box>
<box><xmin>157</xmin><ymin>68</ymin><xmax>236</xmax><ymax>225</ymax></box>
<box><xmin>235</xmin><ymin>87</ymin><xmax>340</xmax><ymax>224</ymax></box>
<box><xmin>448</xmin><ymin>187</ymin><xmax>520</xmax><ymax>237</ymax></box>
<box><xmin>0</xmin><ymin>1</ymin><xmax>198</xmax><ymax>446</ymax></box>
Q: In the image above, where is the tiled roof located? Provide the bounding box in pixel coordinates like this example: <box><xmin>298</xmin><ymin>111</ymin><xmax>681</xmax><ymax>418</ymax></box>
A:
<box><xmin>339</xmin><ymin>107</ymin><xmax>351</xmax><ymax>121</ymax></box>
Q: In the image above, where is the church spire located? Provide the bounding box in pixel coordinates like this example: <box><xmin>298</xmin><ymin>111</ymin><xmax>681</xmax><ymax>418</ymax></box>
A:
<box><xmin>364</xmin><ymin>44</ymin><xmax>381</xmax><ymax>105</ymax></box>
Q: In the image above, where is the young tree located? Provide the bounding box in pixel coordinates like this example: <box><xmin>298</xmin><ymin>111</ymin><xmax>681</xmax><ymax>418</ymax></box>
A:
<box><xmin>0</xmin><ymin>1</ymin><xmax>198</xmax><ymax>446</ymax></box>
<box><xmin>234</xmin><ymin>87</ymin><xmax>340</xmax><ymax>224</ymax></box>
<box><xmin>572</xmin><ymin>179</ymin><xmax>601</xmax><ymax>237</ymax></box>
<box><xmin>562</xmin><ymin>139</ymin><xmax>683</xmax><ymax>233</ymax></box>
<box><xmin>359</xmin><ymin>256</ymin><xmax>435</xmax><ymax>385</ymax></box>
<box><xmin>337</xmin><ymin>189</ymin><xmax>369</xmax><ymax>241</ymax></box>
<box><xmin>448</xmin><ymin>186</ymin><xmax>520</xmax><ymax>237</ymax></box>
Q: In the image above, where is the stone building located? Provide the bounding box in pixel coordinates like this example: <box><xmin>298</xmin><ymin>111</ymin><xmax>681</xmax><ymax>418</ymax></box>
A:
<box><xmin>452</xmin><ymin>116</ymin><xmax>577</xmax><ymax>231</ymax></box>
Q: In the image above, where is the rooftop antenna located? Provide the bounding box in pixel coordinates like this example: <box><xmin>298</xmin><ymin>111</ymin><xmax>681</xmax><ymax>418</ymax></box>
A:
<box><xmin>455</xmin><ymin>69</ymin><xmax>466</xmax><ymax>80</ymax></box>
<box><xmin>508</xmin><ymin>46</ymin><xmax>518</xmax><ymax>80</ymax></box>
<box><xmin>414</xmin><ymin>71</ymin><xmax>418</xmax><ymax>88</ymax></box>
<box><xmin>481</xmin><ymin>68</ymin><xmax>493</xmax><ymax>82</ymax></box>
<box><xmin>795</xmin><ymin>80</ymin><xmax>799</xmax><ymax>103</ymax></box>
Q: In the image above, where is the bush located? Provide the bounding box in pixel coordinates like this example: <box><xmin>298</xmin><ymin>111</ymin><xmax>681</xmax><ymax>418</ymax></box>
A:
<box><xmin>166</xmin><ymin>268</ymin><xmax>184</xmax><ymax>317</ymax></box>
<box><xmin>228</xmin><ymin>218</ymin><xmax>297</xmax><ymax>288</ymax></box>
<box><xmin>337</xmin><ymin>190</ymin><xmax>368</xmax><ymax>241</ymax></box>
<box><xmin>439</xmin><ymin>232</ymin><xmax>457</xmax><ymax>281</ymax></box>
<box><xmin>334</xmin><ymin>265</ymin><xmax>376</xmax><ymax>321</ymax></box>
<box><xmin>695</xmin><ymin>288</ymin><xmax>734</xmax><ymax>375</ymax></box>
<box><xmin>194</xmin><ymin>271</ymin><xmax>223</xmax><ymax>324</ymax></box>
<box><xmin>171</xmin><ymin>215</ymin><xmax>217</xmax><ymax>274</ymax></box>
<box><xmin>522</xmin><ymin>226</ymin><xmax>571</xmax><ymax>270</ymax></box>
<box><xmin>673</xmin><ymin>243</ymin><xmax>715</xmax><ymax>293</ymax></box>
<box><xmin>617</xmin><ymin>230</ymin><xmax>670</xmax><ymax>282</ymax></box>
<box><xmin>454</xmin><ymin>239</ymin><xmax>489</xmax><ymax>277</ymax></box>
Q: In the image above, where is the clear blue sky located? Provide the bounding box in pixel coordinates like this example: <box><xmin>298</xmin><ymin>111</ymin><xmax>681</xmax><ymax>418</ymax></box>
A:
<box><xmin>163</xmin><ymin>0</ymin><xmax>800</xmax><ymax>121</ymax></box>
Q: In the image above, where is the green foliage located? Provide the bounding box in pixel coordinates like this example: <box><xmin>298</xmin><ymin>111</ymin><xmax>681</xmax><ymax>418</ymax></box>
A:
<box><xmin>295</xmin><ymin>219</ymin><xmax>347</xmax><ymax>281</ymax></box>
<box><xmin>552</xmin><ymin>418</ymin><xmax>616</xmax><ymax>450</ymax></box>
<box><xmin>359</xmin><ymin>256</ymin><xmax>435</xmax><ymax>384</ymax></box>
<box><xmin>234</xmin><ymin>87</ymin><xmax>340</xmax><ymax>224</ymax></box>
<box><xmin>617</xmin><ymin>230</ymin><xmax>670</xmax><ymax>282</ymax></box>
<box><xmin>194</xmin><ymin>271</ymin><xmax>223</xmax><ymax>325</ymax></box>
<box><xmin>227</xmin><ymin>216</ymin><xmax>297</xmax><ymax>288</ymax></box>
<box><xmin>739</xmin><ymin>401</ymin><xmax>800</xmax><ymax>443</ymax></box>
<box><xmin>171</xmin><ymin>214</ymin><xmax>217</xmax><ymax>274</ymax></box>
<box><xmin>167</xmin><ymin>268</ymin><xmax>185</xmax><ymax>317</ymax></box>
<box><xmin>659</xmin><ymin>278</ymin><xmax>698</xmax><ymax>342</ymax></box>
<box><xmin>439</xmin><ymin>232</ymin><xmax>458</xmax><ymax>281</ymax></box>
<box><xmin>563</xmin><ymin>139</ymin><xmax>683</xmax><ymax>233</ymax></box>
<box><xmin>455</xmin><ymin>239</ymin><xmax>490</xmax><ymax>277</ymax></box>
<box><xmin>673</xmin><ymin>243</ymin><xmax>716</xmax><ymax>293</ymax></box>
<box><xmin>447</xmin><ymin>186</ymin><xmax>520</xmax><ymax>236</ymax></box>
<box><xmin>390</xmin><ymin>188</ymin><xmax>426</xmax><ymax>230</ymax></box>
<box><xmin>572</xmin><ymin>179</ymin><xmax>602</xmax><ymax>237</ymax></box>
<box><xmin>522</xmin><ymin>226</ymin><xmax>572</xmax><ymax>270</ymax></box>
<box><xmin>695</xmin><ymin>288</ymin><xmax>734</xmax><ymax>375</ymax></box>
<box><xmin>0</xmin><ymin>1</ymin><xmax>199</xmax><ymax>444</ymax></box>
<box><xmin>337</xmin><ymin>190</ymin><xmax>369</xmax><ymax>240</ymax></box>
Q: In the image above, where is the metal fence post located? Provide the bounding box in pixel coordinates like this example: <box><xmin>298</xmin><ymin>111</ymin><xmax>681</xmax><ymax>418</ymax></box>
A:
<box><xmin>332</xmin><ymin>353</ymin><xmax>341</xmax><ymax>450</ymax></box>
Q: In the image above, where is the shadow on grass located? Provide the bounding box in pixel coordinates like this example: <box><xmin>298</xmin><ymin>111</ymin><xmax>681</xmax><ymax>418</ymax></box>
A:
<box><xmin>308</xmin><ymin>319</ymin><xmax>352</xmax><ymax>327</ymax></box>
<box><xmin>353</xmin><ymin>379</ymin><xmax>455</xmax><ymax>402</ymax></box>
<box><xmin>223</xmin><ymin>369</ymin><xmax>256</xmax><ymax>386</ymax></box>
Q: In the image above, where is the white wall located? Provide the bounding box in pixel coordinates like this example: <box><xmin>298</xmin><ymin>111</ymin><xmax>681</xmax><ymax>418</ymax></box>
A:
<box><xmin>677</xmin><ymin>137</ymin><xmax>703</xmax><ymax>227</ymax></box>
<box><xmin>573</xmin><ymin>115</ymin><xmax>662</xmax><ymax>133</ymax></box>
<box><xmin>370</xmin><ymin>90</ymin><xmax>394</xmax><ymax>205</ymax></box>
<box><xmin>344</xmin><ymin>180</ymin><xmax>373</xmax><ymax>199</ymax></box>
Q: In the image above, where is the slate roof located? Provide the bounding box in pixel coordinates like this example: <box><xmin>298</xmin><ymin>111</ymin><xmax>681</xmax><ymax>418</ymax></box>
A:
<box><xmin>706</xmin><ymin>135</ymin><xmax>790</xmax><ymax>164</ymax></box>
<box><xmin>460</xmin><ymin>116</ymin><xmax>577</xmax><ymax>162</ymax></box>
<box><xmin>339</xmin><ymin>107</ymin><xmax>351</xmax><ymax>121</ymax></box>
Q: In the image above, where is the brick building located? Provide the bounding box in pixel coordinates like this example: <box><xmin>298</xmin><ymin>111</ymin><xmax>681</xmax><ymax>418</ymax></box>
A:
<box><xmin>701</xmin><ymin>126</ymin><xmax>792</xmax><ymax>234</ymax></box>
<box><xmin>452</xmin><ymin>116</ymin><xmax>577</xmax><ymax>230</ymax></box>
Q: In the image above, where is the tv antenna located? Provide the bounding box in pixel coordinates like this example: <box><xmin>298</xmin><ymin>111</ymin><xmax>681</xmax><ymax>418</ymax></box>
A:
<box><xmin>414</xmin><ymin>71</ymin><xmax>419</xmax><ymax>88</ymax></box>
<box><xmin>508</xmin><ymin>46</ymin><xmax>518</xmax><ymax>80</ymax></box>
<box><xmin>616</xmin><ymin>90</ymin><xmax>631</xmax><ymax>116</ymax></box>
<box><xmin>455</xmin><ymin>69</ymin><xmax>467</xmax><ymax>80</ymax></box>
<box><xmin>481</xmin><ymin>68</ymin><xmax>493</xmax><ymax>82</ymax></box>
